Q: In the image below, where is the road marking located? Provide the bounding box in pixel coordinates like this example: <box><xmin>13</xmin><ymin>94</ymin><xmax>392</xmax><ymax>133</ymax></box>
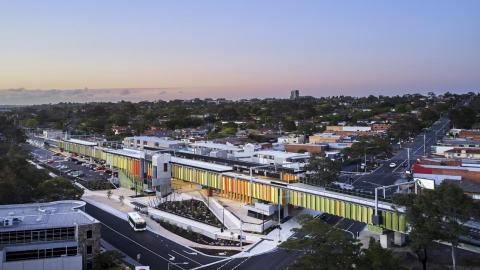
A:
<box><xmin>216</xmin><ymin>259</ymin><xmax>235</xmax><ymax>270</ymax></box>
<box><xmin>99</xmin><ymin>221</ymin><xmax>187</xmax><ymax>269</ymax></box>
<box><xmin>183</xmin><ymin>250</ymin><xmax>198</xmax><ymax>255</ymax></box>
<box><xmin>171</xmin><ymin>249</ymin><xmax>202</xmax><ymax>265</ymax></box>
<box><xmin>169</xmin><ymin>254</ymin><xmax>176</xmax><ymax>261</ymax></box>
<box><xmin>231</xmin><ymin>257</ymin><xmax>251</xmax><ymax>270</ymax></box>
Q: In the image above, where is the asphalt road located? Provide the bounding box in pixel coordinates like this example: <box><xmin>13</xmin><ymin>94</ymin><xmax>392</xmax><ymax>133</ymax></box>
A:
<box><xmin>339</xmin><ymin>117</ymin><xmax>451</xmax><ymax>193</ymax></box>
<box><xmin>85</xmin><ymin>203</ymin><xmax>223</xmax><ymax>270</ymax></box>
<box><xmin>203</xmin><ymin>248</ymin><xmax>302</xmax><ymax>270</ymax></box>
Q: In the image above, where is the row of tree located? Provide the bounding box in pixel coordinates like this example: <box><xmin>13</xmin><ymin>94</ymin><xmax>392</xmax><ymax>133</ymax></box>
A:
<box><xmin>15</xmin><ymin>93</ymin><xmax>471</xmax><ymax>139</ymax></box>
<box><xmin>0</xmin><ymin>115</ymin><xmax>83</xmax><ymax>205</ymax></box>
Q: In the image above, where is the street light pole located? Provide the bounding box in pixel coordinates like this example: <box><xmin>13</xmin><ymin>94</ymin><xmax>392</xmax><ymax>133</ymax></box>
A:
<box><xmin>278</xmin><ymin>188</ymin><xmax>281</xmax><ymax>242</ymax></box>
<box><xmin>407</xmin><ymin>148</ymin><xmax>410</xmax><ymax>171</ymax></box>
<box><xmin>423</xmin><ymin>133</ymin><xmax>426</xmax><ymax>156</ymax></box>
<box><xmin>364</xmin><ymin>146</ymin><xmax>367</xmax><ymax>173</ymax></box>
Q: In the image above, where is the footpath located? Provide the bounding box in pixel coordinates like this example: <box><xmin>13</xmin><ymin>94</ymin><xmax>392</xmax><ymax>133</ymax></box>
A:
<box><xmin>80</xmin><ymin>185</ymin><xmax>302</xmax><ymax>256</ymax></box>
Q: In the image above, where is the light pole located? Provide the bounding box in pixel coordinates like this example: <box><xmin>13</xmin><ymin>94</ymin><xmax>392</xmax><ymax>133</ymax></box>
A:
<box><xmin>406</xmin><ymin>148</ymin><xmax>410</xmax><ymax>171</ymax></box>
<box><xmin>277</xmin><ymin>188</ymin><xmax>282</xmax><ymax>243</ymax></box>
<box><xmin>423</xmin><ymin>133</ymin><xmax>426</xmax><ymax>156</ymax></box>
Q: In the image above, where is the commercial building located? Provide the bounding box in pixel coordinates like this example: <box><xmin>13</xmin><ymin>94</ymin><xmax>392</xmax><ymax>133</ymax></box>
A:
<box><xmin>371</xmin><ymin>123</ymin><xmax>391</xmax><ymax>132</ymax></box>
<box><xmin>0</xmin><ymin>201</ymin><xmax>100</xmax><ymax>270</ymax></box>
<box><xmin>251</xmin><ymin>150</ymin><xmax>310</xmax><ymax>171</ymax></box>
<box><xmin>309</xmin><ymin>133</ymin><xmax>344</xmax><ymax>144</ymax></box>
<box><xmin>277</xmin><ymin>134</ymin><xmax>305</xmax><ymax>144</ymax></box>
<box><xmin>290</xmin><ymin>89</ymin><xmax>300</xmax><ymax>100</ymax></box>
<box><xmin>123</xmin><ymin>136</ymin><xmax>184</xmax><ymax>151</ymax></box>
<box><xmin>284</xmin><ymin>143</ymin><xmax>326</xmax><ymax>154</ymax></box>
<box><xmin>188</xmin><ymin>141</ymin><xmax>251</xmax><ymax>159</ymax></box>
<box><xmin>458</xmin><ymin>130</ymin><xmax>480</xmax><ymax>141</ymax></box>
<box><xmin>444</xmin><ymin>148</ymin><xmax>480</xmax><ymax>159</ymax></box>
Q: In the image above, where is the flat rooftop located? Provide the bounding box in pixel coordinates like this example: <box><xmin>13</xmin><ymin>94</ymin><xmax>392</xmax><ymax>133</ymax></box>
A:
<box><xmin>171</xmin><ymin>156</ymin><xmax>233</xmax><ymax>172</ymax></box>
<box><xmin>126</xmin><ymin>136</ymin><xmax>183</xmax><ymax>145</ymax></box>
<box><xmin>0</xmin><ymin>200</ymin><xmax>98</xmax><ymax>232</ymax></box>
<box><xmin>254</xmin><ymin>150</ymin><xmax>310</xmax><ymax>159</ymax></box>
<box><xmin>105</xmin><ymin>148</ymin><xmax>145</xmax><ymax>159</ymax></box>
<box><xmin>65</xmin><ymin>138</ymin><xmax>97</xmax><ymax>146</ymax></box>
<box><xmin>190</xmin><ymin>142</ymin><xmax>241</xmax><ymax>152</ymax></box>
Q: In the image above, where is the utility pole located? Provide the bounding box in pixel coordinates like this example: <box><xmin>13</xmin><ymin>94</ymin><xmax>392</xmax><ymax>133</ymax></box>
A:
<box><xmin>407</xmin><ymin>148</ymin><xmax>410</xmax><ymax>171</ymax></box>
<box><xmin>278</xmin><ymin>188</ymin><xmax>281</xmax><ymax>242</ymax></box>
<box><xmin>364</xmin><ymin>146</ymin><xmax>367</xmax><ymax>173</ymax></box>
<box><xmin>423</xmin><ymin>133</ymin><xmax>426</xmax><ymax>156</ymax></box>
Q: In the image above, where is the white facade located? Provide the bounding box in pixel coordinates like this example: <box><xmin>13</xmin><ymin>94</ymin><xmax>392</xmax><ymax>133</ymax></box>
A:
<box><xmin>342</xmin><ymin>126</ymin><xmax>371</xmax><ymax>132</ymax></box>
<box><xmin>251</xmin><ymin>150</ymin><xmax>309</xmax><ymax>170</ymax></box>
<box><xmin>152</xmin><ymin>153</ymin><xmax>172</xmax><ymax>197</ymax></box>
<box><xmin>123</xmin><ymin>136</ymin><xmax>183</xmax><ymax>150</ymax></box>
<box><xmin>42</xmin><ymin>130</ymin><xmax>64</xmax><ymax>140</ymax></box>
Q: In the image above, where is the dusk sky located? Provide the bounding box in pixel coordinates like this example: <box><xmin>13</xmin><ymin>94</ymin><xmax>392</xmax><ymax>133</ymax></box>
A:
<box><xmin>0</xmin><ymin>0</ymin><xmax>479</xmax><ymax>104</ymax></box>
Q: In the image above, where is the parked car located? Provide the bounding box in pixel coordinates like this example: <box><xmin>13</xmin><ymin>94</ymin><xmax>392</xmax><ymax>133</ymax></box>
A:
<box><xmin>332</xmin><ymin>182</ymin><xmax>355</xmax><ymax>191</ymax></box>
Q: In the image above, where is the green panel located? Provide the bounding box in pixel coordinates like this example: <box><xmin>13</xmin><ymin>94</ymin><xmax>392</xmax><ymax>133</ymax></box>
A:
<box><xmin>381</xmin><ymin>211</ymin><xmax>387</xmax><ymax>228</ymax></box>
<box><xmin>392</xmin><ymin>212</ymin><xmax>399</xmax><ymax>231</ymax></box>
<box><xmin>316</xmin><ymin>195</ymin><xmax>320</xmax><ymax>211</ymax></box>
<box><xmin>362</xmin><ymin>206</ymin><xmax>368</xmax><ymax>223</ymax></box>
<box><xmin>345</xmin><ymin>203</ymin><xmax>351</xmax><ymax>219</ymax></box>
<box><xmin>399</xmin><ymin>214</ymin><xmax>406</xmax><ymax>233</ymax></box>
<box><xmin>386</xmin><ymin>212</ymin><xmax>392</xmax><ymax>230</ymax></box>
<box><xmin>340</xmin><ymin>201</ymin><xmax>346</xmax><ymax>218</ymax></box>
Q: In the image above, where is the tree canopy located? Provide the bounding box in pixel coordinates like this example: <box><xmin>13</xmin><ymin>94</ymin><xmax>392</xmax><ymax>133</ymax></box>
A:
<box><xmin>394</xmin><ymin>182</ymin><xmax>480</xmax><ymax>270</ymax></box>
<box><xmin>281</xmin><ymin>215</ymin><xmax>403</xmax><ymax>270</ymax></box>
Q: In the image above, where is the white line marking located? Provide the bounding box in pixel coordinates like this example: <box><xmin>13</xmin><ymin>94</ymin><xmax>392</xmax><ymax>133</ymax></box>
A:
<box><xmin>172</xmin><ymin>249</ymin><xmax>201</xmax><ymax>265</ymax></box>
<box><xmin>231</xmin><ymin>257</ymin><xmax>251</xmax><ymax>270</ymax></box>
<box><xmin>99</xmin><ymin>221</ymin><xmax>187</xmax><ymax>269</ymax></box>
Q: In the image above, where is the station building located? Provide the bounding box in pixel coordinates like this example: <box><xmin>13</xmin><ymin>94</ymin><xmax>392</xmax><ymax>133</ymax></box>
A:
<box><xmin>56</xmin><ymin>138</ymin><xmax>407</xmax><ymax>233</ymax></box>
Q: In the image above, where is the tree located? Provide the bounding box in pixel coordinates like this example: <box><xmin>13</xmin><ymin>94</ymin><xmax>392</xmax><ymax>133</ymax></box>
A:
<box><xmin>358</xmin><ymin>238</ymin><xmax>403</xmax><ymax>270</ymax></box>
<box><xmin>93</xmin><ymin>250</ymin><xmax>124</xmax><ymax>270</ymax></box>
<box><xmin>37</xmin><ymin>177</ymin><xmax>84</xmax><ymax>202</ymax></box>
<box><xmin>434</xmin><ymin>182</ymin><xmax>480</xmax><ymax>269</ymax></box>
<box><xmin>449</xmin><ymin>107</ymin><xmax>477</xmax><ymax>129</ymax></box>
<box><xmin>394</xmin><ymin>182</ymin><xmax>480</xmax><ymax>270</ymax></box>
<box><xmin>106</xmin><ymin>190</ymin><xmax>112</xmax><ymax>199</ymax></box>
<box><xmin>388</xmin><ymin>116</ymin><xmax>424</xmax><ymax>141</ymax></box>
<box><xmin>281</xmin><ymin>215</ymin><xmax>362</xmax><ymax>269</ymax></box>
<box><xmin>119</xmin><ymin>195</ymin><xmax>125</xmax><ymax>205</ymax></box>
<box><xmin>343</xmin><ymin>137</ymin><xmax>392</xmax><ymax>160</ymax></box>
<box><xmin>305</xmin><ymin>153</ymin><xmax>341</xmax><ymax>186</ymax></box>
<box><xmin>24</xmin><ymin>118</ymin><xmax>39</xmax><ymax>129</ymax></box>
<box><xmin>419</xmin><ymin>108</ymin><xmax>439</xmax><ymax>126</ymax></box>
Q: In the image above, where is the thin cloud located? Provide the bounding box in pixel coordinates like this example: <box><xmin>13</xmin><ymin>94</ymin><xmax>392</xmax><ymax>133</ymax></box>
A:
<box><xmin>0</xmin><ymin>87</ymin><xmax>181</xmax><ymax>105</ymax></box>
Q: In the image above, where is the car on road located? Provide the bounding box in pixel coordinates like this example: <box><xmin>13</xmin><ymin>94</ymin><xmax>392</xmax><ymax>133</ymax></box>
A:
<box><xmin>332</xmin><ymin>182</ymin><xmax>355</xmax><ymax>191</ymax></box>
<box><xmin>389</xmin><ymin>162</ymin><xmax>397</xmax><ymax>168</ymax></box>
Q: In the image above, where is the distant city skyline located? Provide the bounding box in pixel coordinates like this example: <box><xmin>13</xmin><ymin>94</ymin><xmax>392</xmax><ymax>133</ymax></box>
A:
<box><xmin>0</xmin><ymin>0</ymin><xmax>479</xmax><ymax>104</ymax></box>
